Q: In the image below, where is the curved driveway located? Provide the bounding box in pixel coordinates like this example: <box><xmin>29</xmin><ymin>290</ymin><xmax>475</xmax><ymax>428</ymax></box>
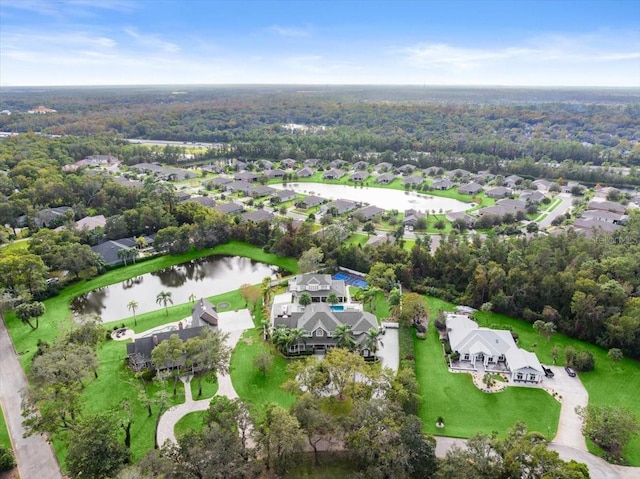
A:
<box><xmin>0</xmin><ymin>317</ymin><xmax>63</xmax><ymax>479</ymax></box>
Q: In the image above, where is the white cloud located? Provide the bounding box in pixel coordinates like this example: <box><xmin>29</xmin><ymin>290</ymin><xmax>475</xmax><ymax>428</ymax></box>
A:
<box><xmin>123</xmin><ymin>28</ymin><xmax>180</xmax><ymax>53</ymax></box>
<box><xmin>268</xmin><ymin>25</ymin><xmax>313</xmax><ymax>38</ymax></box>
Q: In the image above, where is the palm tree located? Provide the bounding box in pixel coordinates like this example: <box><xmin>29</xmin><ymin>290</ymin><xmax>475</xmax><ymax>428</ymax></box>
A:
<box><xmin>285</xmin><ymin>328</ymin><xmax>307</xmax><ymax>354</ymax></box>
<box><xmin>334</xmin><ymin>324</ymin><xmax>357</xmax><ymax>351</ymax></box>
<box><xmin>298</xmin><ymin>292</ymin><xmax>312</xmax><ymax>307</ymax></box>
<box><xmin>128</xmin><ymin>247</ymin><xmax>138</xmax><ymax>264</ymax></box>
<box><xmin>365</xmin><ymin>328</ymin><xmax>383</xmax><ymax>356</ymax></box>
<box><xmin>362</xmin><ymin>286</ymin><xmax>381</xmax><ymax>313</ymax></box>
<box><xmin>326</xmin><ymin>292</ymin><xmax>339</xmax><ymax>305</ymax></box>
<box><xmin>127</xmin><ymin>300</ymin><xmax>139</xmax><ymax>326</ymax></box>
<box><xmin>271</xmin><ymin>325</ymin><xmax>290</xmax><ymax>354</ymax></box>
<box><xmin>261</xmin><ymin>277</ymin><xmax>272</xmax><ymax>309</ymax></box>
<box><xmin>117</xmin><ymin>248</ymin><xmax>129</xmax><ymax>266</ymax></box>
<box><xmin>188</xmin><ymin>293</ymin><xmax>196</xmax><ymax>304</ymax></box>
<box><xmin>156</xmin><ymin>291</ymin><xmax>173</xmax><ymax>316</ymax></box>
<box><xmin>388</xmin><ymin>287</ymin><xmax>402</xmax><ymax>319</ymax></box>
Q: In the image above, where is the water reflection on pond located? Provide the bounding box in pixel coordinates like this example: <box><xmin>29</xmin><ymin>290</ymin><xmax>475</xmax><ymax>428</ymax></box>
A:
<box><xmin>71</xmin><ymin>256</ymin><xmax>279</xmax><ymax>323</ymax></box>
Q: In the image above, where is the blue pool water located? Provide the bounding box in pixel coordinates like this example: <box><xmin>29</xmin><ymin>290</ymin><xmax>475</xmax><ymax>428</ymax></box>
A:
<box><xmin>330</xmin><ymin>305</ymin><xmax>345</xmax><ymax>312</ymax></box>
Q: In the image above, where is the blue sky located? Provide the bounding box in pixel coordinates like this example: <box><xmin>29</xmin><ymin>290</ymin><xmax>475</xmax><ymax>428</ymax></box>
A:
<box><xmin>1</xmin><ymin>0</ymin><xmax>639</xmax><ymax>87</ymax></box>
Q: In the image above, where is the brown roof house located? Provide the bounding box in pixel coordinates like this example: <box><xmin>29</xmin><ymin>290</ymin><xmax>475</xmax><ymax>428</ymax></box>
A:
<box><xmin>191</xmin><ymin>298</ymin><xmax>219</xmax><ymax>328</ymax></box>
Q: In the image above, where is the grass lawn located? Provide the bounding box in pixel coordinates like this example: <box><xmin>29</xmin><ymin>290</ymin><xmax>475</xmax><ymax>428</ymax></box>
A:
<box><xmin>415</xmin><ymin>297</ymin><xmax>560</xmax><ymax>439</ymax></box>
<box><xmin>230</xmin><ymin>328</ymin><xmax>296</xmax><ymax>415</ymax></box>
<box><xmin>0</xmin><ymin>238</ymin><xmax>30</xmax><ymax>253</ymax></box>
<box><xmin>174</xmin><ymin>410</ymin><xmax>208</xmax><ymax>439</ymax></box>
<box><xmin>473</xmin><ymin>309</ymin><xmax>640</xmax><ymax>465</ymax></box>
<box><xmin>0</xmin><ymin>408</ymin><xmax>10</xmax><ymax>449</ymax></box>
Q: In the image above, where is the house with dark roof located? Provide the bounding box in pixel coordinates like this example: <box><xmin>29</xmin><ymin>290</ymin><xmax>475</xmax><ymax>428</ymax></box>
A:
<box><xmin>486</xmin><ymin>187</ymin><xmax>513</xmax><ymax>198</ymax></box>
<box><xmin>274</xmin><ymin>189</ymin><xmax>297</xmax><ymax>203</ymax></box>
<box><xmin>519</xmin><ymin>191</ymin><xmax>545</xmax><ymax>204</ymax></box>
<box><xmin>325</xmin><ymin>199</ymin><xmax>358</xmax><ymax>215</ymax></box>
<box><xmin>353</xmin><ymin>205</ymin><xmax>384</xmax><ymax>221</ymax></box>
<box><xmin>303</xmin><ymin>158</ymin><xmax>320</xmax><ymax>167</ymax></box>
<box><xmin>241</xmin><ymin>210</ymin><xmax>275</xmax><ymax>223</ymax></box>
<box><xmin>280</xmin><ymin>158</ymin><xmax>297</xmax><ymax>169</ymax></box>
<box><xmin>366</xmin><ymin>234</ymin><xmax>395</xmax><ymax>248</ymax></box>
<box><xmin>329</xmin><ymin>159</ymin><xmax>348</xmax><ymax>169</ymax></box>
<box><xmin>496</xmin><ymin>199</ymin><xmax>527</xmax><ymax>211</ymax></box>
<box><xmin>446</xmin><ymin>169</ymin><xmax>472</xmax><ymax>180</ymax></box>
<box><xmin>234</xmin><ymin>171</ymin><xmax>260</xmax><ymax>182</ymax></box>
<box><xmin>323</xmin><ymin>168</ymin><xmax>345</xmax><ymax>180</ymax></box>
<box><xmin>249</xmin><ymin>185</ymin><xmax>276</xmax><ymax>198</ymax></box>
<box><xmin>403</xmin><ymin>175</ymin><xmax>424</xmax><ymax>187</ymax></box>
<box><xmin>431</xmin><ymin>179</ymin><xmax>456</xmax><ymax>190</ymax></box>
<box><xmin>191</xmin><ymin>298</ymin><xmax>219</xmax><ymax>328</ymax></box>
<box><xmin>214</xmin><ymin>202</ymin><xmax>244</xmax><ymax>215</ymax></box>
<box><xmin>91</xmin><ymin>235</ymin><xmax>154</xmax><ymax>266</ymax></box>
<box><xmin>352</xmin><ymin>161</ymin><xmax>369</xmax><ymax>170</ymax></box>
<box><xmin>21</xmin><ymin>206</ymin><xmax>74</xmax><ymax>228</ymax></box>
<box><xmin>350</xmin><ymin>171</ymin><xmax>369</xmax><ymax>182</ymax></box>
<box><xmin>581</xmin><ymin>210</ymin><xmax>625</xmax><ymax>223</ymax></box>
<box><xmin>403</xmin><ymin>209</ymin><xmax>427</xmax><ymax>229</ymax></box>
<box><xmin>225</xmin><ymin>181</ymin><xmax>253</xmax><ymax>195</ymax></box>
<box><xmin>375</xmin><ymin>162</ymin><xmax>393</xmax><ymax>172</ymax></box>
<box><xmin>297</xmin><ymin>195</ymin><xmax>325</xmax><ymax>209</ymax></box>
<box><xmin>126</xmin><ymin>326</ymin><xmax>207</xmax><ymax>372</ymax></box>
<box><xmin>504</xmin><ymin>175</ymin><xmax>524</xmax><ymax>188</ymax></box>
<box><xmin>182</xmin><ymin>196</ymin><xmax>216</xmax><ymax>208</ymax></box>
<box><xmin>289</xmin><ymin>273</ymin><xmax>347</xmax><ymax>303</ymax></box>
<box><xmin>266</xmin><ymin>168</ymin><xmax>286</xmax><ymax>179</ymax></box>
<box><xmin>296</xmin><ymin>167</ymin><xmax>315</xmax><ymax>178</ymax></box>
<box><xmin>457</xmin><ymin>182</ymin><xmax>484</xmax><ymax>195</ymax></box>
<box><xmin>446</xmin><ymin>211</ymin><xmax>476</xmax><ymax>228</ymax></box>
<box><xmin>397</xmin><ymin>164</ymin><xmax>416</xmax><ymax>175</ymax></box>
<box><xmin>587</xmin><ymin>200</ymin><xmax>626</xmax><ymax>214</ymax></box>
<box><xmin>376</xmin><ymin>173</ymin><xmax>396</xmax><ymax>184</ymax></box>
<box><xmin>208</xmin><ymin>177</ymin><xmax>234</xmax><ymax>188</ymax></box>
<box><xmin>532</xmin><ymin>179</ymin><xmax>554</xmax><ymax>191</ymax></box>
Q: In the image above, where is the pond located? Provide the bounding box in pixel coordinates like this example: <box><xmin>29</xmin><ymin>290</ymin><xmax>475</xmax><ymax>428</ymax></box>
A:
<box><xmin>71</xmin><ymin>256</ymin><xmax>279</xmax><ymax>323</ymax></box>
<box><xmin>273</xmin><ymin>183</ymin><xmax>470</xmax><ymax>213</ymax></box>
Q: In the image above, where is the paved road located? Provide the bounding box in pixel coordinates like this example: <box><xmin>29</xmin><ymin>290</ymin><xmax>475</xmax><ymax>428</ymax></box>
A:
<box><xmin>539</xmin><ymin>193</ymin><xmax>573</xmax><ymax>228</ymax></box>
<box><xmin>0</xmin><ymin>317</ymin><xmax>63</xmax><ymax>479</ymax></box>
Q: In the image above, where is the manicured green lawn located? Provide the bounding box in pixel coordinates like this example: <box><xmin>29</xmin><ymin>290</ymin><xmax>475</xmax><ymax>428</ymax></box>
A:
<box><xmin>473</xmin><ymin>309</ymin><xmax>640</xmax><ymax>465</ymax></box>
<box><xmin>0</xmin><ymin>407</ymin><xmax>10</xmax><ymax>449</ymax></box>
<box><xmin>415</xmin><ymin>297</ymin><xmax>560</xmax><ymax>439</ymax></box>
<box><xmin>415</xmin><ymin>326</ymin><xmax>560</xmax><ymax>439</ymax></box>
<box><xmin>174</xmin><ymin>410</ymin><xmax>208</xmax><ymax>439</ymax></box>
<box><xmin>0</xmin><ymin>238</ymin><xmax>29</xmax><ymax>253</ymax></box>
<box><xmin>230</xmin><ymin>329</ymin><xmax>296</xmax><ymax>414</ymax></box>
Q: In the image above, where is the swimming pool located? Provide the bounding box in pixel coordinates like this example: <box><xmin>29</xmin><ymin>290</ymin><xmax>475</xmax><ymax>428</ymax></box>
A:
<box><xmin>330</xmin><ymin>305</ymin><xmax>345</xmax><ymax>312</ymax></box>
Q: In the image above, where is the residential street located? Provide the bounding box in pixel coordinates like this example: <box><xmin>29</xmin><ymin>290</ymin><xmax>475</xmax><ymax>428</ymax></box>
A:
<box><xmin>0</xmin><ymin>317</ymin><xmax>63</xmax><ymax>479</ymax></box>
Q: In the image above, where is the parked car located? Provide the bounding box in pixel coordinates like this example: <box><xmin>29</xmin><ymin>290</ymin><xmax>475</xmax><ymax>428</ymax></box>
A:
<box><xmin>542</xmin><ymin>366</ymin><xmax>554</xmax><ymax>378</ymax></box>
<box><xmin>565</xmin><ymin>366</ymin><xmax>577</xmax><ymax>377</ymax></box>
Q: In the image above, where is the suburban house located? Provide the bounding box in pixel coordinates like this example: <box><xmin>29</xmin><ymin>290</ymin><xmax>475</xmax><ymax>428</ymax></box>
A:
<box><xmin>403</xmin><ymin>209</ymin><xmax>427</xmax><ymax>230</ymax></box>
<box><xmin>274</xmin><ymin>189</ymin><xmax>297</xmax><ymax>203</ymax></box>
<box><xmin>397</xmin><ymin>164</ymin><xmax>416</xmax><ymax>175</ymax></box>
<box><xmin>280</xmin><ymin>158</ymin><xmax>297</xmax><ymax>169</ymax></box>
<box><xmin>126</xmin><ymin>326</ymin><xmax>207</xmax><ymax>372</ymax></box>
<box><xmin>182</xmin><ymin>196</ymin><xmax>216</xmax><ymax>208</ymax></box>
<box><xmin>191</xmin><ymin>298</ymin><xmax>219</xmax><ymax>328</ymax></box>
<box><xmin>303</xmin><ymin>158</ymin><xmax>320</xmax><ymax>168</ymax></box>
<box><xmin>587</xmin><ymin>200</ymin><xmax>626</xmax><ymax>214</ymax></box>
<box><xmin>296</xmin><ymin>167</ymin><xmax>315</xmax><ymax>178</ymax></box>
<box><xmin>241</xmin><ymin>210</ymin><xmax>275</xmax><ymax>223</ymax></box>
<box><xmin>581</xmin><ymin>210</ymin><xmax>625</xmax><ymax>224</ymax></box>
<box><xmin>289</xmin><ymin>273</ymin><xmax>347</xmax><ymax>303</ymax></box>
<box><xmin>375</xmin><ymin>162</ymin><xmax>393</xmax><ymax>172</ymax></box>
<box><xmin>519</xmin><ymin>191</ymin><xmax>545</xmax><ymax>204</ymax></box>
<box><xmin>486</xmin><ymin>187</ymin><xmax>513</xmax><ymax>198</ymax></box>
<box><xmin>297</xmin><ymin>195</ymin><xmax>325</xmax><ymax>209</ymax></box>
<box><xmin>352</xmin><ymin>161</ymin><xmax>369</xmax><ymax>170</ymax></box>
<box><xmin>324</xmin><ymin>199</ymin><xmax>358</xmax><ymax>215</ymax></box>
<box><xmin>431</xmin><ymin>179</ymin><xmax>456</xmax><ymax>190</ymax></box>
<box><xmin>91</xmin><ymin>235</ymin><xmax>155</xmax><ymax>266</ymax></box>
<box><xmin>208</xmin><ymin>177</ymin><xmax>233</xmax><ymax>188</ymax></box>
<box><xmin>323</xmin><ymin>168</ymin><xmax>345</xmax><ymax>180</ymax></box>
<box><xmin>457</xmin><ymin>182</ymin><xmax>484</xmax><ymax>195</ymax></box>
<box><xmin>376</xmin><ymin>173</ymin><xmax>396</xmax><ymax>184</ymax></box>
<box><xmin>532</xmin><ymin>179</ymin><xmax>555</xmax><ymax>191</ymax></box>
<box><xmin>446</xmin><ymin>313</ymin><xmax>544</xmax><ymax>383</ymax></box>
<box><xmin>446</xmin><ymin>211</ymin><xmax>476</xmax><ymax>228</ymax></box>
<box><xmin>350</xmin><ymin>171</ymin><xmax>370</xmax><ymax>182</ymax></box>
<box><xmin>224</xmin><ymin>181</ymin><xmax>252</xmax><ymax>195</ymax></box>
<box><xmin>446</xmin><ymin>168</ymin><xmax>472</xmax><ymax>180</ymax></box>
<box><xmin>504</xmin><ymin>175</ymin><xmax>524</xmax><ymax>188</ymax></box>
<box><xmin>249</xmin><ymin>185</ymin><xmax>276</xmax><ymax>198</ymax></box>
<box><xmin>403</xmin><ymin>175</ymin><xmax>424</xmax><ymax>187</ymax></box>
<box><xmin>496</xmin><ymin>198</ymin><xmax>528</xmax><ymax>212</ymax></box>
<box><xmin>234</xmin><ymin>171</ymin><xmax>259</xmax><ymax>182</ymax></box>
<box><xmin>573</xmin><ymin>218</ymin><xmax>621</xmax><ymax>235</ymax></box>
<box><xmin>366</xmin><ymin>234</ymin><xmax>395</xmax><ymax>247</ymax></box>
<box><xmin>353</xmin><ymin>205</ymin><xmax>384</xmax><ymax>221</ymax></box>
<box><xmin>214</xmin><ymin>202</ymin><xmax>245</xmax><ymax>215</ymax></box>
<box><xmin>265</xmin><ymin>168</ymin><xmax>286</xmax><ymax>179</ymax></box>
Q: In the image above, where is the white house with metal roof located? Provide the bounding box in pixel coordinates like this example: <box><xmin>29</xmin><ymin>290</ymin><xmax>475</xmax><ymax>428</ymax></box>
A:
<box><xmin>446</xmin><ymin>313</ymin><xmax>544</xmax><ymax>383</ymax></box>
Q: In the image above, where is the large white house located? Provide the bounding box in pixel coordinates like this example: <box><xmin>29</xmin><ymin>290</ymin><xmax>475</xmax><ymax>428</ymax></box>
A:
<box><xmin>446</xmin><ymin>313</ymin><xmax>544</xmax><ymax>384</ymax></box>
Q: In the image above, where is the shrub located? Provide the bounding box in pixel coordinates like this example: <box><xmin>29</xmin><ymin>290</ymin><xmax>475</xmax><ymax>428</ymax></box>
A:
<box><xmin>434</xmin><ymin>315</ymin><xmax>447</xmax><ymax>331</ymax></box>
<box><xmin>573</xmin><ymin>351</ymin><xmax>595</xmax><ymax>371</ymax></box>
<box><xmin>0</xmin><ymin>445</ymin><xmax>15</xmax><ymax>472</ymax></box>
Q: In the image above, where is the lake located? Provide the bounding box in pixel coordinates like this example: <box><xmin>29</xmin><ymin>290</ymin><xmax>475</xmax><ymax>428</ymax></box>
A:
<box><xmin>71</xmin><ymin>256</ymin><xmax>278</xmax><ymax>323</ymax></box>
<box><xmin>273</xmin><ymin>183</ymin><xmax>470</xmax><ymax>213</ymax></box>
